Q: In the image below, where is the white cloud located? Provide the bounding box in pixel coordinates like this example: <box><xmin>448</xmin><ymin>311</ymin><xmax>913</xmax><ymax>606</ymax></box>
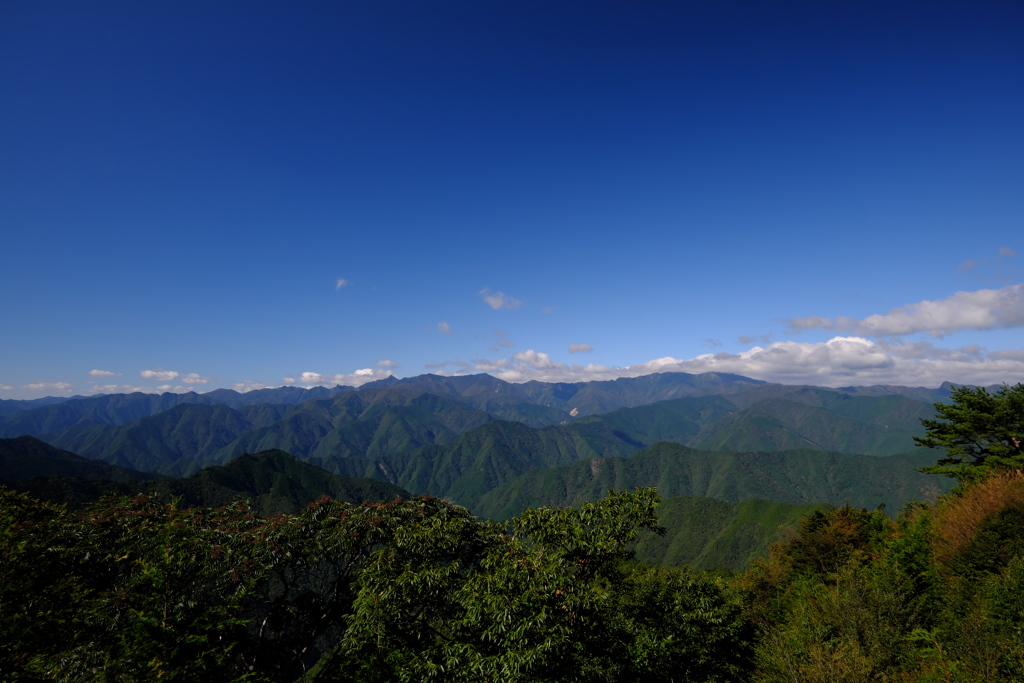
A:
<box><xmin>479</xmin><ymin>288</ymin><xmax>523</xmax><ymax>310</ymax></box>
<box><xmin>84</xmin><ymin>384</ymin><xmax>163</xmax><ymax>394</ymax></box>
<box><xmin>790</xmin><ymin>284</ymin><xmax>1024</xmax><ymax>338</ymax></box>
<box><xmin>569</xmin><ymin>343</ymin><xmax>593</xmax><ymax>354</ymax></box>
<box><xmin>377</xmin><ymin>359</ymin><xmax>399</xmax><ymax>368</ymax></box>
<box><xmin>438</xmin><ymin>321</ymin><xmax>452</xmax><ymax>334</ymax></box>
<box><xmin>513</xmin><ymin>350</ymin><xmax>560</xmax><ymax>368</ymax></box>
<box><xmin>181</xmin><ymin>373</ymin><xmax>212</xmax><ymax>384</ymax></box>
<box><xmin>437</xmin><ymin>337</ymin><xmax>1024</xmax><ymax>388</ymax></box>
<box><xmin>336</xmin><ymin>278</ymin><xmax>350</xmax><ymax>290</ymax></box>
<box><xmin>140</xmin><ymin>369</ymin><xmax>180</xmax><ymax>382</ymax></box>
<box><xmin>16</xmin><ymin>381</ymin><xmax>74</xmax><ymax>393</ymax></box>
<box><xmin>231</xmin><ymin>380</ymin><xmax>270</xmax><ymax>393</ymax></box>
<box><xmin>88</xmin><ymin>369</ymin><xmax>121</xmax><ymax>377</ymax></box>
<box><xmin>293</xmin><ymin>367</ymin><xmax>395</xmax><ymax>388</ymax></box>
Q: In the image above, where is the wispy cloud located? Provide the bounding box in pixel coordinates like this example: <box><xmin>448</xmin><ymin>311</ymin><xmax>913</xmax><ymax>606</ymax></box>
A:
<box><xmin>438</xmin><ymin>321</ymin><xmax>452</xmax><ymax>334</ymax></box>
<box><xmin>88</xmin><ymin>369</ymin><xmax>121</xmax><ymax>377</ymax></box>
<box><xmin>432</xmin><ymin>336</ymin><xmax>1024</xmax><ymax>388</ymax></box>
<box><xmin>569</xmin><ymin>343</ymin><xmax>593</xmax><ymax>354</ymax></box>
<box><xmin>789</xmin><ymin>284</ymin><xmax>1024</xmax><ymax>338</ymax></box>
<box><xmin>493</xmin><ymin>330</ymin><xmax>515</xmax><ymax>349</ymax></box>
<box><xmin>336</xmin><ymin>278</ymin><xmax>350</xmax><ymax>290</ymax></box>
<box><xmin>19</xmin><ymin>381</ymin><xmax>74</xmax><ymax>393</ymax></box>
<box><xmin>377</xmin><ymin>359</ymin><xmax>399</xmax><ymax>368</ymax></box>
<box><xmin>424</xmin><ymin>359</ymin><xmax>472</xmax><ymax>371</ymax></box>
<box><xmin>956</xmin><ymin>247</ymin><xmax>1018</xmax><ymax>283</ymax></box>
<box><xmin>479</xmin><ymin>288</ymin><xmax>523</xmax><ymax>310</ymax></box>
<box><xmin>739</xmin><ymin>334</ymin><xmax>772</xmax><ymax>345</ymax></box>
<box><xmin>140</xmin><ymin>369</ymin><xmax>180</xmax><ymax>382</ymax></box>
<box><xmin>231</xmin><ymin>380</ymin><xmax>270</xmax><ymax>393</ymax></box>
<box><xmin>84</xmin><ymin>383</ymin><xmax>190</xmax><ymax>395</ymax></box>
<box><xmin>292</xmin><ymin>367</ymin><xmax>395</xmax><ymax>388</ymax></box>
<box><xmin>181</xmin><ymin>373</ymin><xmax>212</xmax><ymax>385</ymax></box>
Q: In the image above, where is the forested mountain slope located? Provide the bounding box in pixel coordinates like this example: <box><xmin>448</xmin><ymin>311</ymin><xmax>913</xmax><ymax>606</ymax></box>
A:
<box><xmin>12</xmin><ymin>385</ymin><xmax>942</xmax><ymax>482</ymax></box>
<box><xmin>634</xmin><ymin>496</ymin><xmax>830</xmax><ymax>571</ymax></box>
<box><xmin>576</xmin><ymin>392</ymin><xmax>936</xmax><ymax>455</ymax></box>
<box><xmin>0</xmin><ymin>435</ymin><xmax>160</xmax><ymax>483</ymax></box>
<box><xmin>3</xmin><ymin>445</ymin><xmax>409</xmax><ymax>514</ymax></box>
<box><xmin>471</xmin><ymin>442</ymin><xmax>951</xmax><ymax>519</ymax></box>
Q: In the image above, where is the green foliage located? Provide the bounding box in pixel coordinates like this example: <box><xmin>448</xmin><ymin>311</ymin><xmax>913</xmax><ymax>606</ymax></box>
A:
<box><xmin>740</xmin><ymin>471</ymin><xmax>1024</xmax><ymax>682</ymax></box>
<box><xmin>3</xmin><ymin>486</ymin><xmax>754</xmax><ymax>682</ymax></box>
<box><xmin>916</xmin><ymin>383</ymin><xmax>1024</xmax><ymax>481</ymax></box>
<box><xmin>0</xmin><ymin>489</ymin><xmax>269</xmax><ymax>682</ymax></box>
<box><xmin>332</xmin><ymin>488</ymin><xmax>752</xmax><ymax>682</ymax></box>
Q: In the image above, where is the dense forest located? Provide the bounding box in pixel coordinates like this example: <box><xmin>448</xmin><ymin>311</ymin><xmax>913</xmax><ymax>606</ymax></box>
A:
<box><xmin>2</xmin><ymin>382</ymin><xmax>1023</xmax><ymax>681</ymax></box>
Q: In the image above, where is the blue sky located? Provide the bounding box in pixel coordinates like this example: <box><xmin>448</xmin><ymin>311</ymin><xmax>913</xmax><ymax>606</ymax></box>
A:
<box><xmin>2</xmin><ymin>1</ymin><xmax>1023</xmax><ymax>398</ymax></box>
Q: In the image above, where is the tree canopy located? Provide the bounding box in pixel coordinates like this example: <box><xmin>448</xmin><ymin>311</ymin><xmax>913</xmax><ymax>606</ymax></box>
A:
<box><xmin>915</xmin><ymin>383</ymin><xmax>1024</xmax><ymax>482</ymax></box>
<box><xmin>0</xmin><ymin>487</ymin><xmax>752</xmax><ymax>682</ymax></box>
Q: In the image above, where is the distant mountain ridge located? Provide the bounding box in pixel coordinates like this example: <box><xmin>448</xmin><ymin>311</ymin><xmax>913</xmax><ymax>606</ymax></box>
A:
<box><xmin>0</xmin><ymin>437</ymin><xmax>408</xmax><ymax>514</ymax></box>
<box><xmin>0</xmin><ymin>372</ymin><xmax>959</xmax><ymax>488</ymax></box>
<box><xmin>0</xmin><ymin>435</ymin><xmax>161</xmax><ymax>483</ymax></box>
<box><xmin>0</xmin><ymin>371</ymin><xmax>775</xmax><ymax>439</ymax></box>
<box><xmin>1</xmin><ymin>435</ymin><xmax>830</xmax><ymax>572</ymax></box>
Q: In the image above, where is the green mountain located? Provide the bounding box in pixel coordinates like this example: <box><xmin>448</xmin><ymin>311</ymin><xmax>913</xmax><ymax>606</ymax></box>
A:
<box><xmin>220</xmin><ymin>390</ymin><xmax>492</xmax><ymax>463</ymax></box>
<box><xmin>573</xmin><ymin>395</ymin><xmax>738</xmax><ymax>444</ymax></box>
<box><xmin>471</xmin><ymin>442</ymin><xmax>952</xmax><ymax>519</ymax></box>
<box><xmin>4</xmin><ymin>446</ymin><xmax>409</xmax><ymax>515</ymax></box>
<box><xmin>1</xmin><ymin>374</ymin><xmax>958</xmax><ymax>508</ymax></box>
<box><xmin>0</xmin><ymin>371</ymin><xmax>769</xmax><ymax>440</ymax></box>
<box><xmin>0</xmin><ymin>395</ymin><xmax>74</xmax><ymax>417</ymax></box>
<box><xmin>0</xmin><ymin>435</ymin><xmax>159</xmax><ymax>482</ymax></box>
<box><xmin>718</xmin><ymin>383</ymin><xmax>946</xmax><ymax>410</ymax></box>
<box><xmin>48</xmin><ymin>403</ymin><xmax>259</xmax><ymax>475</ymax></box>
<box><xmin>371</xmin><ymin>371</ymin><xmax>766</xmax><ymax>416</ymax></box>
<box><xmin>570</xmin><ymin>391</ymin><xmax>934</xmax><ymax>456</ymax></box>
<box><xmin>689</xmin><ymin>397</ymin><xmax>931</xmax><ymax>454</ymax></box>
<box><xmin>38</xmin><ymin>391</ymin><xmax>494</xmax><ymax>477</ymax></box>
<box><xmin>341</xmin><ymin>418</ymin><xmax>645</xmax><ymax>506</ymax></box>
<box><xmin>634</xmin><ymin>496</ymin><xmax>830</xmax><ymax>572</ymax></box>
<box><xmin>150</xmin><ymin>450</ymin><xmax>410</xmax><ymax>515</ymax></box>
<box><xmin>1</xmin><ymin>374</ymin><xmax>952</xmax><ymax>478</ymax></box>
<box><xmin>0</xmin><ymin>386</ymin><xmax>351</xmax><ymax>438</ymax></box>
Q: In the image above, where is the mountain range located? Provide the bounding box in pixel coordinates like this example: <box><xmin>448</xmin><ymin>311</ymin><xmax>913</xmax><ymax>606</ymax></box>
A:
<box><xmin>0</xmin><ymin>373</ymin><xmax>952</xmax><ymax>480</ymax></box>
<box><xmin>0</xmin><ymin>435</ymin><xmax>834</xmax><ymax>572</ymax></box>
<box><xmin>1</xmin><ymin>436</ymin><xmax>408</xmax><ymax>514</ymax></box>
<box><xmin>1</xmin><ymin>371</ymin><xmax>965</xmax><ymax>570</ymax></box>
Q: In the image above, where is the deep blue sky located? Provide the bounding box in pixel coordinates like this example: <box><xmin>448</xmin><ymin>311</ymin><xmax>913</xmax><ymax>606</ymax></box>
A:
<box><xmin>3</xmin><ymin>1</ymin><xmax>1023</xmax><ymax>398</ymax></box>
